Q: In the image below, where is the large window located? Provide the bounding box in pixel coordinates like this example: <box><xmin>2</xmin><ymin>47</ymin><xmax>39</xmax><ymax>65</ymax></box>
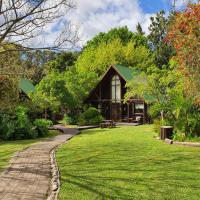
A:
<box><xmin>134</xmin><ymin>103</ymin><xmax>144</xmax><ymax>113</ymax></box>
<box><xmin>111</xmin><ymin>75</ymin><xmax>121</xmax><ymax>102</ymax></box>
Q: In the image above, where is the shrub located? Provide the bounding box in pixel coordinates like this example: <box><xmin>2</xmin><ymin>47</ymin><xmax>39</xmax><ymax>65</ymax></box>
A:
<box><xmin>33</xmin><ymin>119</ymin><xmax>53</xmax><ymax>127</ymax></box>
<box><xmin>173</xmin><ymin>132</ymin><xmax>200</xmax><ymax>142</ymax></box>
<box><xmin>173</xmin><ymin>132</ymin><xmax>185</xmax><ymax>142</ymax></box>
<box><xmin>78</xmin><ymin>107</ymin><xmax>103</xmax><ymax>126</ymax></box>
<box><xmin>14</xmin><ymin>106</ymin><xmax>38</xmax><ymax>140</ymax></box>
<box><xmin>33</xmin><ymin>119</ymin><xmax>53</xmax><ymax>137</ymax></box>
<box><xmin>0</xmin><ymin>106</ymin><xmax>38</xmax><ymax>140</ymax></box>
<box><xmin>13</xmin><ymin>106</ymin><xmax>37</xmax><ymax>140</ymax></box>
<box><xmin>0</xmin><ymin>113</ymin><xmax>15</xmax><ymax>140</ymax></box>
<box><xmin>185</xmin><ymin>112</ymin><xmax>200</xmax><ymax>137</ymax></box>
<box><xmin>61</xmin><ymin>114</ymin><xmax>73</xmax><ymax>125</ymax></box>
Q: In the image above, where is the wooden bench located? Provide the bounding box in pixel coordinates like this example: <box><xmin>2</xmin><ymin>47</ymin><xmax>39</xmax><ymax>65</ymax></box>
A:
<box><xmin>132</xmin><ymin>116</ymin><xmax>143</xmax><ymax>124</ymax></box>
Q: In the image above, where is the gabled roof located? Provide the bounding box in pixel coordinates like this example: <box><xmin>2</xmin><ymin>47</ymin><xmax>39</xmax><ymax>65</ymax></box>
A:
<box><xmin>113</xmin><ymin>64</ymin><xmax>139</xmax><ymax>81</ymax></box>
<box><xmin>19</xmin><ymin>78</ymin><xmax>35</xmax><ymax>95</ymax></box>
<box><xmin>85</xmin><ymin>64</ymin><xmax>140</xmax><ymax>102</ymax></box>
<box><xmin>100</xmin><ymin>64</ymin><xmax>140</xmax><ymax>82</ymax></box>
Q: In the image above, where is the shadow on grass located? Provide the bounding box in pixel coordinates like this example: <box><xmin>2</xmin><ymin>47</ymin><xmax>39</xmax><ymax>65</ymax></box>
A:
<box><xmin>59</xmin><ymin>147</ymin><xmax>200</xmax><ymax>199</ymax></box>
<box><xmin>57</xmin><ymin>126</ymin><xmax>200</xmax><ymax>199</ymax></box>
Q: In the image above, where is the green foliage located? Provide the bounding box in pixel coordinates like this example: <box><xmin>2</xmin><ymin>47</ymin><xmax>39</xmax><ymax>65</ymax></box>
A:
<box><xmin>148</xmin><ymin>11</ymin><xmax>174</xmax><ymax>68</ymax></box>
<box><xmin>20</xmin><ymin>50</ymin><xmax>57</xmax><ymax>84</ymax></box>
<box><xmin>61</xmin><ymin>114</ymin><xmax>73</xmax><ymax>125</ymax></box>
<box><xmin>33</xmin><ymin>119</ymin><xmax>53</xmax><ymax>127</ymax></box>
<box><xmin>13</xmin><ymin>106</ymin><xmax>37</xmax><ymax>140</ymax></box>
<box><xmin>65</xmin><ymin>68</ymin><xmax>98</xmax><ymax>103</ymax></box>
<box><xmin>76</xmin><ymin>39</ymin><xmax>153</xmax><ymax>76</ymax></box>
<box><xmin>0</xmin><ymin>106</ymin><xmax>37</xmax><ymax>140</ymax></box>
<box><xmin>32</xmin><ymin>71</ymin><xmax>77</xmax><ymax>113</ymax></box>
<box><xmin>126</xmin><ymin>60</ymin><xmax>200</xmax><ymax>137</ymax></box>
<box><xmin>173</xmin><ymin>131</ymin><xmax>200</xmax><ymax>142</ymax></box>
<box><xmin>33</xmin><ymin>119</ymin><xmax>53</xmax><ymax>137</ymax></box>
<box><xmin>57</xmin><ymin>27</ymin><xmax>153</xmax><ymax>110</ymax></box>
<box><xmin>0</xmin><ymin>113</ymin><xmax>15</xmax><ymax>140</ymax></box>
<box><xmin>78</xmin><ymin>107</ymin><xmax>103</xmax><ymax>126</ymax></box>
<box><xmin>136</xmin><ymin>22</ymin><xmax>145</xmax><ymax>35</ymax></box>
<box><xmin>173</xmin><ymin>101</ymin><xmax>200</xmax><ymax>137</ymax></box>
<box><xmin>153</xmin><ymin>119</ymin><xmax>169</xmax><ymax>135</ymax></box>
<box><xmin>47</xmin><ymin>51</ymin><xmax>79</xmax><ymax>73</ymax></box>
<box><xmin>0</xmin><ymin>75</ymin><xmax>19</xmax><ymax>111</ymax></box>
<box><xmin>85</xmin><ymin>26</ymin><xmax>149</xmax><ymax>50</ymax></box>
<box><xmin>85</xmin><ymin>26</ymin><xmax>135</xmax><ymax>49</ymax></box>
<box><xmin>0</xmin><ymin>106</ymin><xmax>54</xmax><ymax>141</ymax></box>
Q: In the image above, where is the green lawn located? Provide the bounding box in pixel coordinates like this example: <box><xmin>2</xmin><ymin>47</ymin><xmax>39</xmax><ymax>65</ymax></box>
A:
<box><xmin>0</xmin><ymin>130</ymin><xmax>60</xmax><ymax>172</ymax></box>
<box><xmin>56</xmin><ymin>125</ymin><xmax>200</xmax><ymax>200</ymax></box>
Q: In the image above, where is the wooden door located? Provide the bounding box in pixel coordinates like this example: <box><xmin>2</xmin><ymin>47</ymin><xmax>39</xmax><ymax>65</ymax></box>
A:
<box><xmin>111</xmin><ymin>103</ymin><xmax>121</xmax><ymax>121</ymax></box>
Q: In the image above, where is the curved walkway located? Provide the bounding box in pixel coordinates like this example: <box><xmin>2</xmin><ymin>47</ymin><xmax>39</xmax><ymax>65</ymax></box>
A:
<box><xmin>0</xmin><ymin>126</ymin><xmax>79</xmax><ymax>200</ymax></box>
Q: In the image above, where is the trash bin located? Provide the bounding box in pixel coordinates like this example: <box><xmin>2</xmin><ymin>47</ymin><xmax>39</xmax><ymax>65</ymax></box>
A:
<box><xmin>160</xmin><ymin>126</ymin><xmax>173</xmax><ymax>140</ymax></box>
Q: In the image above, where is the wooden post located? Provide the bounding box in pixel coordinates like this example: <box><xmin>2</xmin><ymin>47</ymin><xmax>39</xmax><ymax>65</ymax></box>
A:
<box><xmin>160</xmin><ymin>126</ymin><xmax>173</xmax><ymax>140</ymax></box>
<box><xmin>143</xmin><ymin>102</ymin><xmax>145</xmax><ymax>124</ymax></box>
<box><xmin>110</xmin><ymin>101</ymin><xmax>112</xmax><ymax>120</ymax></box>
<box><xmin>127</xmin><ymin>103</ymin><xmax>130</xmax><ymax>118</ymax></box>
<box><xmin>100</xmin><ymin>84</ymin><xmax>102</xmax><ymax>101</ymax></box>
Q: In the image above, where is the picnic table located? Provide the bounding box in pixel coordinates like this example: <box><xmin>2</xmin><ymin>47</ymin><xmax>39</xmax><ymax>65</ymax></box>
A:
<box><xmin>100</xmin><ymin>120</ymin><xmax>116</xmax><ymax>128</ymax></box>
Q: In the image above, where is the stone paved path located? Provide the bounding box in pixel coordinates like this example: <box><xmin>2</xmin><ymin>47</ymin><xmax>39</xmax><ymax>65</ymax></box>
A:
<box><xmin>0</xmin><ymin>126</ymin><xmax>79</xmax><ymax>200</ymax></box>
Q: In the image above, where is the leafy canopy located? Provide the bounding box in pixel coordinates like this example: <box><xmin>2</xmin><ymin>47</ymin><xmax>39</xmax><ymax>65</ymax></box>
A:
<box><xmin>32</xmin><ymin>72</ymin><xmax>76</xmax><ymax>113</ymax></box>
<box><xmin>148</xmin><ymin>11</ymin><xmax>175</xmax><ymax>68</ymax></box>
<box><xmin>76</xmin><ymin>39</ymin><xmax>153</xmax><ymax>76</ymax></box>
<box><xmin>167</xmin><ymin>3</ymin><xmax>200</xmax><ymax>102</ymax></box>
<box><xmin>85</xmin><ymin>26</ymin><xmax>147</xmax><ymax>49</ymax></box>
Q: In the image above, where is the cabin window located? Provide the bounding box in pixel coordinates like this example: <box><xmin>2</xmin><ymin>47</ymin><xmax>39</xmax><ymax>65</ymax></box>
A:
<box><xmin>111</xmin><ymin>75</ymin><xmax>121</xmax><ymax>102</ymax></box>
<box><xmin>134</xmin><ymin>103</ymin><xmax>144</xmax><ymax>113</ymax></box>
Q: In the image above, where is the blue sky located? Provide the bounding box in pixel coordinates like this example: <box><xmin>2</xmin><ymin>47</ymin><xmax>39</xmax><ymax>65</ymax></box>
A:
<box><xmin>139</xmin><ymin>0</ymin><xmax>172</xmax><ymax>13</ymax></box>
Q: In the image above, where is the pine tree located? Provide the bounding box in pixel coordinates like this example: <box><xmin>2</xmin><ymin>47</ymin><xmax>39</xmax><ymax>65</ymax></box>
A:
<box><xmin>136</xmin><ymin>23</ymin><xmax>145</xmax><ymax>35</ymax></box>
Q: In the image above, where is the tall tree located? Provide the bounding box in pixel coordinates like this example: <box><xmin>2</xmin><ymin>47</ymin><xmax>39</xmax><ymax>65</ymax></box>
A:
<box><xmin>32</xmin><ymin>71</ymin><xmax>76</xmax><ymax>116</ymax></box>
<box><xmin>84</xmin><ymin>26</ymin><xmax>149</xmax><ymax>50</ymax></box>
<box><xmin>136</xmin><ymin>23</ymin><xmax>145</xmax><ymax>35</ymax></box>
<box><xmin>148</xmin><ymin>11</ymin><xmax>174</xmax><ymax>68</ymax></box>
<box><xmin>47</xmin><ymin>51</ymin><xmax>79</xmax><ymax>73</ymax></box>
<box><xmin>76</xmin><ymin>39</ymin><xmax>153</xmax><ymax>76</ymax></box>
<box><xmin>20</xmin><ymin>50</ymin><xmax>57</xmax><ymax>84</ymax></box>
<box><xmin>0</xmin><ymin>75</ymin><xmax>19</xmax><ymax>111</ymax></box>
<box><xmin>167</xmin><ymin>3</ymin><xmax>200</xmax><ymax>102</ymax></box>
<box><xmin>84</xmin><ymin>26</ymin><xmax>134</xmax><ymax>50</ymax></box>
<box><xmin>74</xmin><ymin>27</ymin><xmax>153</xmax><ymax>102</ymax></box>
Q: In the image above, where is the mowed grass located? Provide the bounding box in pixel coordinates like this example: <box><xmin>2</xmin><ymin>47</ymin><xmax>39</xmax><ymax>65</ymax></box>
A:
<box><xmin>56</xmin><ymin>125</ymin><xmax>200</xmax><ymax>200</ymax></box>
<box><xmin>0</xmin><ymin>130</ymin><xmax>60</xmax><ymax>172</ymax></box>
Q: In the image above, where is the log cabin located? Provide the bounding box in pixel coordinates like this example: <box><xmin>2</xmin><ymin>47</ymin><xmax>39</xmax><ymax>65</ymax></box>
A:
<box><xmin>85</xmin><ymin>64</ymin><xmax>149</xmax><ymax>123</ymax></box>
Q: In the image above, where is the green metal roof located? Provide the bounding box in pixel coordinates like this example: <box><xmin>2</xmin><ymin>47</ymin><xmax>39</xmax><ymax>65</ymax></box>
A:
<box><xmin>19</xmin><ymin>78</ymin><xmax>35</xmax><ymax>95</ymax></box>
<box><xmin>113</xmin><ymin>64</ymin><xmax>139</xmax><ymax>81</ymax></box>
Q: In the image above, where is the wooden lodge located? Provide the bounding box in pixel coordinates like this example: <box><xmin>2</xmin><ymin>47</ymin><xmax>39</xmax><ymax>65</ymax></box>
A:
<box><xmin>85</xmin><ymin>64</ymin><xmax>148</xmax><ymax>123</ymax></box>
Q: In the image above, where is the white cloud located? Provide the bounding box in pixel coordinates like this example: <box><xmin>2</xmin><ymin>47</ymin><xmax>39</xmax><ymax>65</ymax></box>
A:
<box><xmin>163</xmin><ymin>0</ymin><xmax>198</xmax><ymax>10</ymax></box>
<box><xmin>12</xmin><ymin>0</ymin><xmax>156</xmax><ymax>49</ymax></box>
<box><xmin>67</xmin><ymin>0</ymin><xmax>156</xmax><ymax>47</ymax></box>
